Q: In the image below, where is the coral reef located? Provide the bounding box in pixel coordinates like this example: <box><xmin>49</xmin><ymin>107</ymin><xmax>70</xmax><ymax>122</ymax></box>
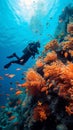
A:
<box><xmin>21</xmin><ymin>22</ymin><xmax>73</xmax><ymax>130</ymax></box>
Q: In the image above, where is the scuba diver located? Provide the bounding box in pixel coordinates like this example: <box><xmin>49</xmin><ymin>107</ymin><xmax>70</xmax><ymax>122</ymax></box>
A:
<box><xmin>4</xmin><ymin>41</ymin><xmax>40</xmax><ymax>69</ymax></box>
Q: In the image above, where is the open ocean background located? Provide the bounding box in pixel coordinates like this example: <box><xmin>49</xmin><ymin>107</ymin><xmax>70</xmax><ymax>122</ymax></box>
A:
<box><xmin>0</xmin><ymin>0</ymin><xmax>73</xmax><ymax>106</ymax></box>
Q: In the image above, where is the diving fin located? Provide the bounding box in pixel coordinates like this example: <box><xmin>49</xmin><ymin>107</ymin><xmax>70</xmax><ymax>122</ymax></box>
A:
<box><xmin>4</xmin><ymin>63</ymin><xmax>11</xmax><ymax>69</ymax></box>
<box><xmin>7</xmin><ymin>53</ymin><xmax>16</xmax><ymax>58</ymax></box>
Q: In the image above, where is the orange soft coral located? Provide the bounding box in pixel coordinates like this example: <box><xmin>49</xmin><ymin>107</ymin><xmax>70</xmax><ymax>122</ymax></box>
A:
<box><xmin>57</xmin><ymin>62</ymin><xmax>73</xmax><ymax>99</ymax></box>
<box><xmin>65</xmin><ymin>102</ymin><xmax>73</xmax><ymax>115</ymax></box>
<box><xmin>33</xmin><ymin>104</ymin><xmax>50</xmax><ymax>121</ymax></box>
<box><xmin>22</xmin><ymin>69</ymin><xmax>46</xmax><ymax>96</ymax></box>
<box><xmin>44</xmin><ymin>51</ymin><xmax>57</xmax><ymax>63</ymax></box>
<box><xmin>43</xmin><ymin>61</ymin><xmax>62</xmax><ymax>79</ymax></box>
<box><xmin>44</xmin><ymin>39</ymin><xmax>59</xmax><ymax>52</ymax></box>
<box><xmin>69</xmin><ymin>50</ymin><xmax>73</xmax><ymax>57</ymax></box>
<box><xmin>36</xmin><ymin>59</ymin><xmax>44</xmax><ymax>68</ymax></box>
<box><xmin>64</xmin><ymin>35</ymin><xmax>73</xmax><ymax>41</ymax></box>
<box><xmin>43</xmin><ymin>60</ymin><xmax>73</xmax><ymax>102</ymax></box>
<box><xmin>21</xmin><ymin>32</ymin><xmax>73</xmax><ymax>116</ymax></box>
<box><xmin>67</xmin><ymin>23</ymin><xmax>73</xmax><ymax>35</ymax></box>
<box><xmin>61</xmin><ymin>40</ymin><xmax>73</xmax><ymax>50</ymax></box>
<box><xmin>60</xmin><ymin>62</ymin><xmax>73</xmax><ymax>81</ymax></box>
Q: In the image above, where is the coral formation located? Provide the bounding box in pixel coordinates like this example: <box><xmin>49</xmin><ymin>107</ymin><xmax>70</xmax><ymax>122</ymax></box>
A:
<box><xmin>33</xmin><ymin>103</ymin><xmax>50</xmax><ymax>121</ymax></box>
<box><xmin>22</xmin><ymin>68</ymin><xmax>46</xmax><ymax>96</ymax></box>
<box><xmin>21</xmin><ymin>22</ymin><xmax>73</xmax><ymax>130</ymax></box>
<box><xmin>43</xmin><ymin>51</ymin><xmax>57</xmax><ymax>63</ymax></box>
<box><xmin>67</xmin><ymin>23</ymin><xmax>73</xmax><ymax>34</ymax></box>
<box><xmin>44</xmin><ymin>39</ymin><xmax>59</xmax><ymax>52</ymax></box>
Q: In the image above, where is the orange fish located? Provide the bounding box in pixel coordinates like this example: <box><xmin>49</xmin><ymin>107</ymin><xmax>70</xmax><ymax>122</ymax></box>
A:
<box><xmin>15</xmin><ymin>90</ymin><xmax>22</xmax><ymax>95</ymax></box>
<box><xmin>49</xmin><ymin>83</ymin><xmax>53</xmax><ymax>88</ymax></box>
<box><xmin>0</xmin><ymin>106</ymin><xmax>6</xmax><ymax>109</ymax></box>
<box><xmin>46</xmin><ymin>90</ymin><xmax>48</xmax><ymax>95</ymax></box>
<box><xmin>7</xmin><ymin>111</ymin><xmax>12</xmax><ymax>115</ymax></box>
<box><xmin>64</xmin><ymin>52</ymin><xmax>68</xmax><ymax>58</ymax></box>
<box><xmin>9</xmin><ymin>116</ymin><xmax>16</xmax><ymax>121</ymax></box>
<box><xmin>22</xmin><ymin>82</ymin><xmax>28</xmax><ymax>87</ymax></box>
<box><xmin>41</xmin><ymin>87</ymin><xmax>47</xmax><ymax>92</ymax></box>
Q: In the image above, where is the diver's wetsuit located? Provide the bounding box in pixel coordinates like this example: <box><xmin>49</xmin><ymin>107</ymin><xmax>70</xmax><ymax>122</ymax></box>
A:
<box><xmin>4</xmin><ymin>42</ymin><xmax>40</xmax><ymax>69</ymax></box>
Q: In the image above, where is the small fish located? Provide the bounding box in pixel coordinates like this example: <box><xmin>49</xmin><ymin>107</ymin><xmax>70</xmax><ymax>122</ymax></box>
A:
<box><xmin>9</xmin><ymin>116</ymin><xmax>16</xmax><ymax>121</ymax></box>
<box><xmin>16</xmin><ymin>88</ymin><xmax>19</xmax><ymax>91</ymax></box>
<box><xmin>7</xmin><ymin>111</ymin><xmax>12</xmax><ymax>115</ymax></box>
<box><xmin>17</xmin><ymin>83</ymin><xmax>22</xmax><ymax>87</ymax></box>
<box><xmin>8</xmin><ymin>74</ymin><xmax>15</xmax><ymax>78</ymax></box>
<box><xmin>0</xmin><ymin>76</ymin><xmax>3</xmax><ymax>80</ymax></box>
<box><xmin>14</xmin><ymin>122</ymin><xmax>19</xmax><ymax>126</ymax></box>
<box><xmin>49</xmin><ymin>83</ymin><xmax>53</xmax><ymax>88</ymax></box>
<box><xmin>41</xmin><ymin>87</ymin><xmax>47</xmax><ymax>92</ymax></box>
<box><xmin>38</xmin><ymin>101</ymin><xmax>42</xmax><ymax>106</ymax></box>
<box><xmin>0</xmin><ymin>106</ymin><xmax>6</xmax><ymax>109</ymax></box>
<box><xmin>16</xmin><ymin>68</ymin><xmax>22</xmax><ymax>71</ymax></box>
<box><xmin>6</xmin><ymin>94</ymin><xmax>10</xmax><ymax>96</ymax></box>
<box><xmin>64</xmin><ymin>52</ymin><xmax>68</xmax><ymax>58</ymax></box>
<box><xmin>10</xmin><ymin>88</ymin><xmax>14</xmax><ymax>91</ymax></box>
<box><xmin>46</xmin><ymin>90</ymin><xmax>48</xmax><ymax>95</ymax></box>
<box><xmin>5</xmin><ymin>73</ymin><xmax>15</xmax><ymax>78</ymax></box>
<box><xmin>21</xmin><ymin>82</ymin><xmax>28</xmax><ymax>87</ymax></box>
<box><xmin>20</xmin><ymin>59</ymin><xmax>24</xmax><ymax>62</ymax></box>
<box><xmin>5</xmin><ymin>73</ymin><xmax>9</xmax><ymax>76</ymax></box>
<box><xmin>15</xmin><ymin>90</ymin><xmax>22</xmax><ymax>95</ymax></box>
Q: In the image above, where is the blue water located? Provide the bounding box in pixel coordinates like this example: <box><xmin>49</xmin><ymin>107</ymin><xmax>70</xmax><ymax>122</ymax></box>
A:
<box><xmin>0</xmin><ymin>0</ymin><xmax>73</xmax><ymax>105</ymax></box>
